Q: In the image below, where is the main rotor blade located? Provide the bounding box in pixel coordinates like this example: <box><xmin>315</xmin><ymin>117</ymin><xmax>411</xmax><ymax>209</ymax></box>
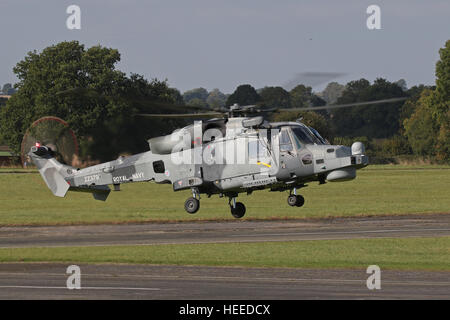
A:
<box><xmin>130</xmin><ymin>98</ymin><xmax>214</xmax><ymax>112</ymax></box>
<box><xmin>277</xmin><ymin>97</ymin><xmax>407</xmax><ymax>112</ymax></box>
<box><xmin>283</xmin><ymin>72</ymin><xmax>347</xmax><ymax>91</ymax></box>
<box><xmin>136</xmin><ymin>112</ymin><xmax>225</xmax><ymax>118</ymax></box>
<box><xmin>56</xmin><ymin>87</ymin><xmax>216</xmax><ymax>112</ymax></box>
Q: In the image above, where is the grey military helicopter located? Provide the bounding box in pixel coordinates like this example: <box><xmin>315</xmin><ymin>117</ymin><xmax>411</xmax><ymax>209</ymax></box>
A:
<box><xmin>28</xmin><ymin>97</ymin><xmax>405</xmax><ymax>218</ymax></box>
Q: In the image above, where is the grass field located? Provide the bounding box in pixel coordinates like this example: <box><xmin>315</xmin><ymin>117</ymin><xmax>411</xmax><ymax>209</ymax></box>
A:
<box><xmin>0</xmin><ymin>165</ymin><xmax>449</xmax><ymax>226</ymax></box>
<box><xmin>0</xmin><ymin>237</ymin><xmax>448</xmax><ymax>271</ymax></box>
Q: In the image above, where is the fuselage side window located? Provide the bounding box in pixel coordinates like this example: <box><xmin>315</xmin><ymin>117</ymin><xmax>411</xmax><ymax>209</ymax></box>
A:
<box><xmin>249</xmin><ymin>139</ymin><xmax>268</xmax><ymax>160</ymax></box>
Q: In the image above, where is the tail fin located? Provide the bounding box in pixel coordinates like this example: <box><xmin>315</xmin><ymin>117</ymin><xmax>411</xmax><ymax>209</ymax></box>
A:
<box><xmin>29</xmin><ymin>145</ymin><xmax>111</xmax><ymax>201</ymax></box>
<box><xmin>28</xmin><ymin>145</ymin><xmax>72</xmax><ymax>197</ymax></box>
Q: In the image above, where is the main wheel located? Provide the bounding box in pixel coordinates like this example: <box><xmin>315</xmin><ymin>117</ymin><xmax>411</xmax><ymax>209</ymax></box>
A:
<box><xmin>287</xmin><ymin>195</ymin><xmax>298</xmax><ymax>207</ymax></box>
<box><xmin>295</xmin><ymin>195</ymin><xmax>305</xmax><ymax>207</ymax></box>
<box><xmin>184</xmin><ymin>197</ymin><xmax>200</xmax><ymax>214</ymax></box>
<box><xmin>231</xmin><ymin>202</ymin><xmax>246</xmax><ymax>219</ymax></box>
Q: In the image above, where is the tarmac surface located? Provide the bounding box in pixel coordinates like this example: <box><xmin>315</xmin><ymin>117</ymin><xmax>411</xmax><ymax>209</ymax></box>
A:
<box><xmin>0</xmin><ymin>263</ymin><xmax>448</xmax><ymax>299</ymax></box>
<box><xmin>0</xmin><ymin>214</ymin><xmax>449</xmax><ymax>299</ymax></box>
<box><xmin>1</xmin><ymin>213</ymin><xmax>450</xmax><ymax>248</ymax></box>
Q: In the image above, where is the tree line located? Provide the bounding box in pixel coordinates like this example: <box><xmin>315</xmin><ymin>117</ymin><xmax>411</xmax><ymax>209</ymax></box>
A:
<box><xmin>0</xmin><ymin>40</ymin><xmax>448</xmax><ymax>163</ymax></box>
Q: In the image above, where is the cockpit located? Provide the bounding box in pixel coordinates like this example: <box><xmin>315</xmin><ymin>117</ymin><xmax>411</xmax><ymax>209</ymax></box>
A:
<box><xmin>290</xmin><ymin>125</ymin><xmax>327</xmax><ymax>146</ymax></box>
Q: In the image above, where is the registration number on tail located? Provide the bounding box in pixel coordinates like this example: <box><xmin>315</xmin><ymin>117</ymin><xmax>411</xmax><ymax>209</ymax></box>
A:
<box><xmin>84</xmin><ymin>174</ymin><xmax>100</xmax><ymax>183</ymax></box>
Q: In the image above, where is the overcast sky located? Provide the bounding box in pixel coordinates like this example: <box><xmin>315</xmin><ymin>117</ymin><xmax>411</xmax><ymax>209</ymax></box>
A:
<box><xmin>0</xmin><ymin>0</ymin><xmax>449</xmax><ymax>93</ymax></box>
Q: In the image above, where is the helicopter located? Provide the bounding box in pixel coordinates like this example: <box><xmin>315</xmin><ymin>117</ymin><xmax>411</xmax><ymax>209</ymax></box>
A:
<box><xmin>28</xmin><ymin>97</ymin><xmax>405</xmax><ymax>218</ymax></box>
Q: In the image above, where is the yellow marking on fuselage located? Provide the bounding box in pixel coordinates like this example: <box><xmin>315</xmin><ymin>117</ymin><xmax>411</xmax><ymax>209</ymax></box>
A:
<box><xmin>257</xmin><ymin>161</ymin><xmax>271</xmax><ymax>168</ymax></box>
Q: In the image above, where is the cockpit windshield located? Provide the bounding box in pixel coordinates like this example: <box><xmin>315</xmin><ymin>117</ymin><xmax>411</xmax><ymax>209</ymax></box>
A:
<box><xmin>308</xmin><ymin>127</ymin><xmax>328</xmax><ymax>145</ymax></box>
<box><xmin>291</xmin><ymin>126</ymin><xmax>324</xmax><ymax>145</ymax></box>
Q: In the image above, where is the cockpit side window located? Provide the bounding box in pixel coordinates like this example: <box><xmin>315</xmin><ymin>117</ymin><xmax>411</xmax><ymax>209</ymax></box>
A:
<box><xmin>291</xmin><ymin>133</ymin><xmax>302</xmax><ymax>150</ymax></box>
<box><xmin>279</xmin><ymin>129</ymin><xmax>293</xmax><ymax>152</ymax></box>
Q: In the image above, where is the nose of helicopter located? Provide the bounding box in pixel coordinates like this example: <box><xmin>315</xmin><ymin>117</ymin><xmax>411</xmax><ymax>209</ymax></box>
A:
<box><xmin>307</xmin><ymin>141</ymin><xmax>368</xmax><ymax>180</ymax></box>
<box><xmin>351</xmin><ymin>141</ymin><xmax>365</xmax><ymax>155</ymax></box>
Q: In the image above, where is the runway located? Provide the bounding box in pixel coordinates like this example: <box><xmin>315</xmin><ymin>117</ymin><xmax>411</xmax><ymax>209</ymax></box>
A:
<box><xmin>0</xmin><ymin>263</ymin><xmax>448</xmax><ymax>299</ymax></box>
<box><xmin>0</xmin><ymin>213</ymin><xmax>449</xmax><ymax>248</ymax></box>
<box><xmin>0</xmin><ymin>214</ymin><xmax>449</xmax><ymax>299</ymax></box>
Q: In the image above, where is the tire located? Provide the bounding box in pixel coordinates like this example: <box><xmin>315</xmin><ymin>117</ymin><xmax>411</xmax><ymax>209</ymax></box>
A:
<box><xmin>184</xmin><ymin>197</ymin><xmax>200</xmax><ymax>214</ymax></box>
<box><xmin>231</xmin><ymin>202</ymin><xmax>246</xmax><ymax>219</ymax></box>
<box><xmin>287</xmin><ymin>195</ymin><xmax>298</xmax><ymax>207</ymax></box>
<box><xmin>295</xmin><ymin>195</ymin><xmax>305</xmax><ymax>207</ymax></box>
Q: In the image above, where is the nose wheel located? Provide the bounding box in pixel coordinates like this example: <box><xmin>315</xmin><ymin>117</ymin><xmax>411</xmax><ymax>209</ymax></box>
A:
<box><xmin>229</xmin><ymin>197</ymin><xmax>246</xmax><ymax>219</ymax></box>
<box><xmin>231</xmin><ymin>202</ymin><xmax>246</xmax><ymax>218</ymax></box>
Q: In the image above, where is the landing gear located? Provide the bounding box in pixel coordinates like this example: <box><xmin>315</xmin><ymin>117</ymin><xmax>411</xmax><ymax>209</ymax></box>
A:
<box><xmin>184</xmin><ymin>197</ymin><xmax>200</xmax><ymax>214</ymax></box>
<box><xmin>287</xmin><ymin>188</ymin><xmax>305</xmax><ymax>207</ymax></box>
<box><xmin>229</xmin><ymin>197</ymin><xmax>246</xmax><ymax>219</ymax></box>
<box><xmin>184</xmin><ymin>188</ymin><xmax>200</xmax><ymax>214</ymax></box>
